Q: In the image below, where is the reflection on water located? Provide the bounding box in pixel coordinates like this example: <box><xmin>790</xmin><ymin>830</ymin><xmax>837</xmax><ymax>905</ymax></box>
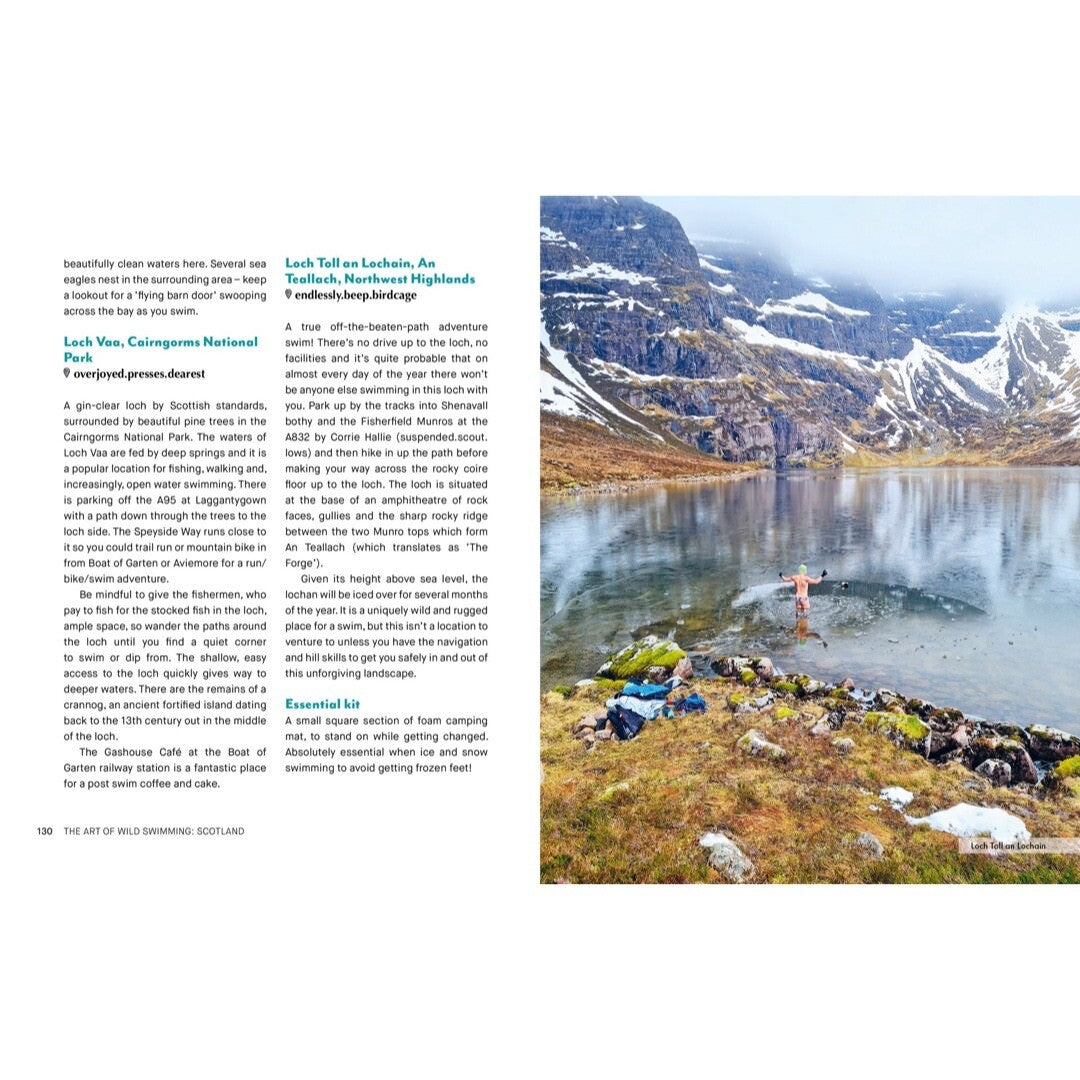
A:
<box><xmin>541</xmin><ymin>468</ymin><xmax>1080</xmax><ymax>732</ymax></box>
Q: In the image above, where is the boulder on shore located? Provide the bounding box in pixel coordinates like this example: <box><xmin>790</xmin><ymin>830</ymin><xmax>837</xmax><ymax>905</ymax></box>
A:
<box><xmin>597</xmin><ymin>635</ymin><xmax>686</xmax><ymax>681</ymax></box>
<box><xmin>975</xmin><ymin>758</ymin><xmax>1012</xmax><ymax>787</ymax></box>
<box><xmin>1027</xmin><ymin>725</ymin><xmax>1080</xmax><ymax>763</ymax></box>
<box><xmin>864</xmin><ymin>712</ymin><xmax>931</xmax><ymax>757</ymax></box>
<box><xmin>736</xmin><ymin>729</ymin><xmax>786</xmax><ymax>760</ymax></box>
<box><xmin>965</xmin><ymin>736</ymin><xmax>1039</xmax><ymax>786</ymax></box>
<box><xmin>699</xmin><ymin>832</ymin><xmax>754</xmax><ymax>882</ymax></box>
<box><xmin>673</xmin><ymin>656</ymin><xmax>694</xmax><ymax>681</ymax></box>
<box><xmin>856</xmin><ymin>832</ymin><xmax>884</xmax><ymax>860</ymax></box>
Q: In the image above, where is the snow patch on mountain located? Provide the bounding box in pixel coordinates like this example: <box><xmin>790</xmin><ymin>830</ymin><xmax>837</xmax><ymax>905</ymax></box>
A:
<box><xmin>539</xmin><ymin>368</ymin><xmax>590</xmax><ymax>420</ymax></box>
<box><xmin>699</xmin><ymin>255</ymin><xmax>733</xmax><ymax>275</ymax></box>
<box><xmin>540</xmin><ymin>320</ymin><xmax>663</xmax><ymax>440</ymax></box>
<box><xmin>884</xmin><ymin>340</ymin><xmax>991</xmax><ymax>414</ymax></box>
<box><xmin>761</xmin><ymin>292</ymin><xmax>872</xmax><ymax>319</ymax></box>
<box><xmin>543</xmin><ymin>262</ymin><xmax>657</xmax><ymax>287</ymax></box>
<box><xmin>965</xmin><ymin>339</ymin><xmax>1011</xmax><ymax>399</ymax></box>
<box><xmin>725</xmin><ymin>318</ymin><xmax>869</xmax><ymax>369</ymax></box>
<box><xmin>540</xmin><ymin>226</ymin><xmax>578</xmax><ymax>250</ymax></box>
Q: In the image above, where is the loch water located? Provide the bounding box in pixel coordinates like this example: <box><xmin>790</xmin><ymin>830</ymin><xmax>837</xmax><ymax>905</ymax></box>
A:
<box><xmin>541</xmin><ymin>468</ymin><xmax>1080</xmax><ymax>733</ymax></box>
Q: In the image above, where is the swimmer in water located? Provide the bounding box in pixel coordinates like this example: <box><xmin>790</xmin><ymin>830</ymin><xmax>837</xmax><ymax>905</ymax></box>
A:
<box><xmin>780</xmin><ymin>564</ymin><xmax>826</xmax><ymax>614</ymax></box>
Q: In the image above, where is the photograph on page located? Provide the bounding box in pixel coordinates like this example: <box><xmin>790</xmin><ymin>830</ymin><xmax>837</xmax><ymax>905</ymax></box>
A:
<box><xmin>539</xmin><ymin>196</ymin><xmax>1080</xmax><ymax>883</ymax></box>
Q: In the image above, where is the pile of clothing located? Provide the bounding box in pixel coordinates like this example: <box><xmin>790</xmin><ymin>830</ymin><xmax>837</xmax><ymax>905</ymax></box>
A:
<box><xmin>605</xmin><ymin>677</ymin><xmax>707</xmax><ymax>741</ymax></box>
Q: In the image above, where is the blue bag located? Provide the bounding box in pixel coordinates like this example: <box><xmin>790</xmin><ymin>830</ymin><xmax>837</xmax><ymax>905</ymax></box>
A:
<box><xmin>607</xmin><ymin>704</ymin><xmax>647</xmax><ymax>740</ymax></box>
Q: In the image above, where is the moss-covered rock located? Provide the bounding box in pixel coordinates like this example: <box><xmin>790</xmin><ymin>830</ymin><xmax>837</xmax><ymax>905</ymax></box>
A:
<box><xmin>864</xmin><ymin>711</ymin><xmax>932</xmax><ymax>756</ymax></box>
<box><xmin>966</xmin><ymin>736</ymin><xmax>1040</xmax><ymax>786</ymax></box>
<box><xmin>597</xmin><ymin>635</ymin><xmax>686</xmax><ymax>681</ymax></box>
<box><xmin>728</xmin><ymin>690</ymin><xmax>775</xmax><ymax>714</ymax></box>
<box><xmin>597</xmin><ymin>781</ymin><xmax>632</xmax><ymax>802</ymax></box>
<box><xmin>984</xmin><ymin>722</ymin><xmax>1029</xmax><ymax>745</ymax></box>
<box><xmin>736</xmin><ymin>729</ymin><xmax>786</xmax><ymax>761</ymax></box>
<box><xmin>773</xmin><ymin>680</ymin><xmax>798</xmax><ymax>695</ymax></box>
<box><xmin>593</xmin><ymin>678</ymin><xmax>628</xmax><ymax>694</ymax></box>
<box><xmin>739</xmin><ymin>668</ymin><xmax>757</xmax><ymax>685</ymax></box>
<box><xmin>711</xmin><ymin>655</ymin><xmax>751</xmax><ymax>678</ymax></box>
<box><xmin>873</xmin><ymin>689</ymin><xmax>906</xmax><ymax>710</ymax></box>
<box><xmin>793</xmin><ymin>674</ymin><xmax>827</xmax><ymax>697</ymax></box>
<box><xmin>774</xmin><ymin>706</ymin><xmax>798</xmax><ymax>721</ymax></box>
<box><xmin>1055</xmin><ymin>755</ymin><xmax>1080</xmax><ymax>779</ymax></box>
<box><xmin>930</xmin><ymin>707</ymin><xmax>965</xmax><ymax>726</ymax></box>
<box><xmin>1029</xmin><ymin>725</ymin><xmax>1080</xmax><ymax>762</ymax></box>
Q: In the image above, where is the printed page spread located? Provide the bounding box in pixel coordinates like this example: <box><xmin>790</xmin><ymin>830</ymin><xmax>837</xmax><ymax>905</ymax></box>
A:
<box><xmin>5</xmin><ymin>4</ymin><xmax>1078</xmax><ymax>1077</ymax></box>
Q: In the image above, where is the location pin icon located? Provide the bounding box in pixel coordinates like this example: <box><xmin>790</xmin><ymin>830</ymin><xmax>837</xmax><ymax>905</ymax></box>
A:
<box><xmin>64</xmin><ymin>368</ymin><xmax>70</xmax><ymax>378</ymax></box>
<box><xmin>285</xmin><ymin>289</ymin><xmax>292</xmax><ymax>299</ymax></box>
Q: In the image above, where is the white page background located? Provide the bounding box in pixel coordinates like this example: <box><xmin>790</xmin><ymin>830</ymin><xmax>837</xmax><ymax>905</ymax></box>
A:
<box><xmin>5</xmin><ymin>3</ymin><xmax>1075</xmax><ymax>1075</ymax></box>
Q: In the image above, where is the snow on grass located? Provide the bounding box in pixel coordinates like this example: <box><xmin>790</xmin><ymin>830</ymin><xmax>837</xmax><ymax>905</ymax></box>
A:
<box><xmin>880</xmin><ymin>786</ymin><xmax>914</xmax><ymax>809</ymax></box>
<box><xmin>710</xmin><ymin>282</ymin><xmax>738</xmax><ymax>295</ymax></box>
<box><xmin>540</xmin><ymin>319</ymin><xmax>664</xmax><ymax>441</ymax></box>
<box><xmin>762</xmin><ymin>292</ymin><xmax>871</xmax><ymax>319</ymax></box>
<box><xmin>724</xmin><ymin>318</ymin><xmax>869</xmax><ymax>369</ymax></box>
<box><xmin>905</xmin><ymin>804</ymin><xmax>1031</xmax><ymax>843</ymax></box>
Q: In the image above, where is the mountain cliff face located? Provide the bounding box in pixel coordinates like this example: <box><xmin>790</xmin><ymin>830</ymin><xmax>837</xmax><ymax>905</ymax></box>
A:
<box><xmin>540</xmin><ymin>196</ymin><xmax>1080</xmax><ymax>466</ymax></box>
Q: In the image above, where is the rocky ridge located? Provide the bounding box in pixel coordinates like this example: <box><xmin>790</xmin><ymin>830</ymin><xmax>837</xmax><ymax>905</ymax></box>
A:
<box><xmin>540</xmin><ymin>196</ymin><xmax>1080</xmax><ymax>466</ymax></box>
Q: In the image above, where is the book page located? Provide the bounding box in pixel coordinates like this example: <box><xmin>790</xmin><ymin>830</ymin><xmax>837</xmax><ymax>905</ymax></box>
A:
<box><xmin>5</xmin><ymin>3</ymin><xmax>1076</xmax><ymax>1076</ymax></box>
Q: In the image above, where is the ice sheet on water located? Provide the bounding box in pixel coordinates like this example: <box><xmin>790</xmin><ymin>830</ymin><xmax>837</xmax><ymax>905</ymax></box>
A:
<box><xmin>731</xmin><ymin>581</ymin><xmax>789</xmax><ymax>608</ymax></box>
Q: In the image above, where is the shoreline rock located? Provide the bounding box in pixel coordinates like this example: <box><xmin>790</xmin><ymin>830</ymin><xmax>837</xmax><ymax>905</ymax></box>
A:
<box><xmin>577</xmin><ymin>650</ymin><xmax>1076</xmax><ymax>794</ymax></box>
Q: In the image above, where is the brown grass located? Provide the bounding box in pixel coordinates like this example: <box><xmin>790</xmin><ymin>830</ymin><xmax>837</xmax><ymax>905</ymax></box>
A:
<box><xmin>540</xmin><ymin>680</ymin><xmax>1080</xmax><ymax>884</ymax></box>
<box><xmin>541</xmin><ymin>414</ymin><xmax>751</xmax><ymax>492</ymax></box>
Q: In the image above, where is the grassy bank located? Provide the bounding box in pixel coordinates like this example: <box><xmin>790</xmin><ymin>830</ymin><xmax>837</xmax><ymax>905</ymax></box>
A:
<box><xmin>541</xmin><ymin>414</ymin><xmax>751</xmax><ymax>492</ymax></box>
<box><xmin>540</xmin><ymin>677</ymin><xmax>1080</xmax><ymax>884</ymax></box>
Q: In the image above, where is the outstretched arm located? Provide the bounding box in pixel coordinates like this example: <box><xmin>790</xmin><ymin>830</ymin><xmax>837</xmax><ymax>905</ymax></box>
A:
<box><xmin>779</xmin><ymin>574</ymin><xmax>793</xmax><ymax>583</ymax></box>
<box><xmin>807</xmin><ymin>576</ymin><xmax>823</xmax><ymax>585</ymax></box>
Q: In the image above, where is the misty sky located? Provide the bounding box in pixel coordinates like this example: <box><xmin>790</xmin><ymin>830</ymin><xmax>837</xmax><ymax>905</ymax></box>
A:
<box><xmin>648</xmin><ymin>197</ymin><xmax>1080</xmax><ymax>306</ymax></box>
